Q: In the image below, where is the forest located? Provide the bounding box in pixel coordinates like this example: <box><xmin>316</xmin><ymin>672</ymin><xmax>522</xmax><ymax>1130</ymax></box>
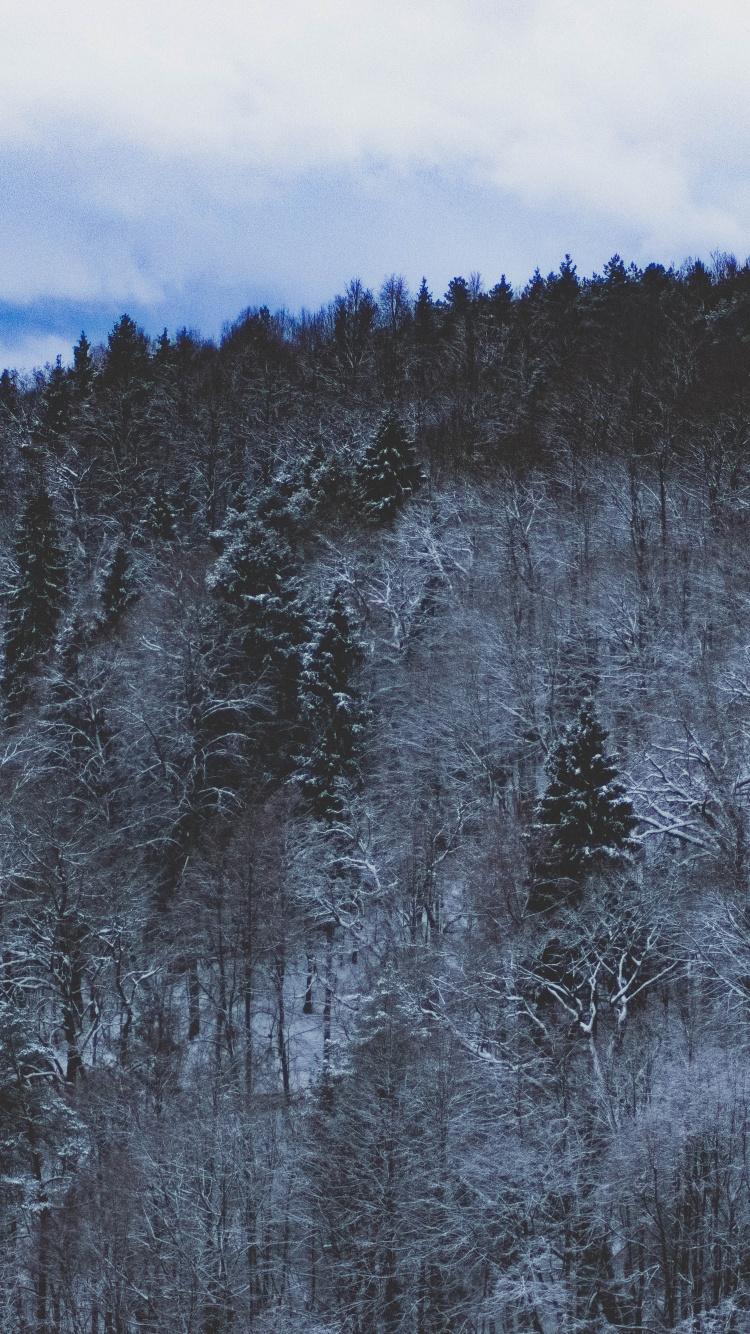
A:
<box><xmin>3</xmin><ymin>252</ymin><xmax>750</xmax><ymax>1333</ymax></box>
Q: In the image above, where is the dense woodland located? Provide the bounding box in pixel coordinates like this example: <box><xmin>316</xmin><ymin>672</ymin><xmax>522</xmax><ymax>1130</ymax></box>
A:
<box><xmin>4</xmin><ymin>253</ymin><xmax>750</xmax><ymax>1332</ymax></box>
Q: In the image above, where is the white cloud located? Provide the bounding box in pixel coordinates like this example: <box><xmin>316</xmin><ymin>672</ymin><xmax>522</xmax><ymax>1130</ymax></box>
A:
<box><xmin>1</xmin><ymin>0</ymin><xmax>750</xmax><ymax>314</ymax></box>
<box><xmin>0</xmin><ymin>330</ymin><xmax>72</xmax><ymax>375</ymax></box>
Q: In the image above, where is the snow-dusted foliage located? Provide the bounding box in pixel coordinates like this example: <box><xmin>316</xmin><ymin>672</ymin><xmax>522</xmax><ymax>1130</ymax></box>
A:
<box><xmin>4</xmin><ymin>260</ymin><xmax>750</xmax><ymax>1331</ymax></box>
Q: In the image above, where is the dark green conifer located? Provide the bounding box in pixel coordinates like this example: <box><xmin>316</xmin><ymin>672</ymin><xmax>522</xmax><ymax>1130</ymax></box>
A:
<box><xmin>532</xmin><ymin>700</ymin><xmax>638</xmax><ymax>907</ymax></box>
<box><xmin>154</xmin><ymin>329</ymin><xmax>171</xmax><ymax>367</ymax></box>
<box><xmin>414</xmin><ymin>278</ymin><xmax>434</xmax><ymax>345</ymax></box>
<box><xmin>105</xmin><ymin>314</ymin><xmax>150</xmax><ymax>384</ymax></box>
<box><xmin>208</xmin><ymin>511</ymin><xmax>306</xmax><ymax>713</ymax></box>
<box><xmin>0</xmin><ymin>369</ymin><xmax>18</xmax><ymax>417</ymax></box>
<box><xmin>298</xmin><ymin>590</ymin><xmax>367</xmax><ymax>821</ymax></box>
<box><xmin>2</xmin><ymin>487</ymin><xmax>66</xmax><ymax>719</ymax></box>
<box><xmin>445</xmin><ymin>276</ymin><xmax>470</xmax><ymax>311</ymax></box>
<box><xmin>39</xmin><ymin>357</ymin><xmax>71</xmax><ymax>446</ymax></box>
<box><xmin>486</xmin><ymin>275</ymin><xmax>514</xmax><ymax>321</ymax></box>
<box><xmin>361</xmin><ymin>410</ymin><xmax>422</xmax><ymax>521</ymax></box>
<box><xmin>72</xmin><ymin>332</ymin><xmax>93</xmax><ymax>397</ymax></box>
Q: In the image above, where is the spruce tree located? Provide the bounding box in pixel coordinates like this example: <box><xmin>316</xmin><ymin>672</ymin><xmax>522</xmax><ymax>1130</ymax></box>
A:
<box><xmin>0</xmin><ymin>369</ymin><xmax>18</xmax><ymax>417</ymax></box>
<box><xmin>153</xmin><ymin>328</ymin><xmax>171</xmax><ymax>367</ymax></box>
<box><xmin>72</xmin><ymin>331</ymin><xmax>93</xmax><ymax>397</ymax></box>
<box><xmin>486</xmin><ymin>275</ymin><xmax>514</xmax><ymax>322</ymax></box>
<box><xmin>39</xmin><ymin>357</ymin><xmax>71</xmax><ymax>446</ymax></box>
<box><xmin>104</xmin><ymin>314</ymin><xmax>150</xmax><ymax>385</ymax></box>
<box><xmin>208</xmin><ymin>511</ymin><xmax>305</xmax><ymax>708</ymax></box>
<box><xmin>414</xmin><ymin>278</ymin><xmax>435</xmax><ymax>345</ymax></box>
<box><xmin>532</xmin><ymin>699</ymin><xmax>638</xmax><ymax>907</ymax></box>
<box><xmin>2</xmin><ymin>488</ymin><xmax>66</xmax><ymax>718</ymax></box>
<box><xmin>298</xmin><ymin>590</ymin><xmax>367</xmax><ymax>821</ymax></box>
<box><xmin>361</xmin><ymin>409</ymin><xmax>422</xmax><ymax>521</ymax></box>
<box><xmin>206</xmin><ymin>511</ymin><xmax>308</xmax><ymax>794</ymax></box>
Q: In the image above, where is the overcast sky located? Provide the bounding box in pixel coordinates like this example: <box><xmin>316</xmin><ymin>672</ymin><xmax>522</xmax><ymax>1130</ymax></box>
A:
<box><xmin>2</xmin><ymin>0</ymin><xmax>750</xmax><ymax>368</ymax></box>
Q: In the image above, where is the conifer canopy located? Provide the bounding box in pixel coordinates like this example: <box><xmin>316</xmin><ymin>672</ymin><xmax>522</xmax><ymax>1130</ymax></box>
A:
<box><xmin>534</xmin><ymin>700</ymin><xmax>638</xmax><ymax>902</ymax></box>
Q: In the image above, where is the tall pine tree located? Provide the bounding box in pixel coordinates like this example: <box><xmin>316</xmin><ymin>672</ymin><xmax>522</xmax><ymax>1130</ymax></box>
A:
<box><xmin>532</xmin><ymin>699</ymin><xmax>638</xmax><ymax>908</ymax></box>
<box><xmin>2</xmin><ymin>487</ymin><xmax>66</xmax><ymax>719</ymax></box>
<box><xmin>208</xmin><ymin>511</ymin><xmax>305</xmax><ymax>708</ymax></box>
<box><xmin>72</xmin><ymin>331</ymin><xmax>93</xmax><ymax>397</ymax></box>
<box><xmin>205</xmin><ymin>509</ymin><xmax>308</xmax><ymax>791</ymax></box>
<box><xmin>38</xmin><ymin>357</ymin><xmax>71</xmax><ymax>448</ymax></box>
<box><xmin>361</xmin><ymin>410</ymin><xmax>422</xmax><ymax>521</ymax></box>
<box><xmin>104</xmin><ymin>314</ymin><xmax>150</xmax><ymax>385</ymax></box>
<box><xmin>298</xmin><ymin>589</ymin><xmax>367</xmax><ymax>821</ymax></box>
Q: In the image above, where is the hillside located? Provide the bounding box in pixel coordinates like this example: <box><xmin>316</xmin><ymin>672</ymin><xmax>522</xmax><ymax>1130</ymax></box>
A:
<box><xmin>2</xmin><ymin>255</ymin><xmax>750</xmax><ymax>1332</ymax></box>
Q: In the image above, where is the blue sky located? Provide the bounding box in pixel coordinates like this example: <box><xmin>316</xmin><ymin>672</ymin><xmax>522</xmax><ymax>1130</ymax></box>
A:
<box><xmin>3</xmin><ymin>0</ymin><xmax>750</xmax><ymax>369</ymax></box>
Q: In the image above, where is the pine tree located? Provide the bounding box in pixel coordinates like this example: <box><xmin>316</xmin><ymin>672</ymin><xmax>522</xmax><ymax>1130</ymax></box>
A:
<box><xmin>414</xmin><ymin>278</ymin><xmax>434</xmax><ymax>345</ymax></box>
<box><xmin>153</xmin><ymin>328</ymin><xmax>171</xmax><ymax>368</ymax></box>
<box><xmin>38</xmin><ymin>357</ymin><xmax>71</xmax><ymax>447</ymax></box>
<box><xmin>104</xmin><ymin>314</ymin><xmax>150</xmax><ymax>385</ymax></box>
<box><xmin>0</xmin><ymin>368</ymin><xmax>18</xmax><ymax>418</ymax></box>
<box><xmin>298</xmin><ymin>590</ymin><xmax>367</xmax><ymax>821</ymax></box>
<box><xmin>361</xmin><ymin>409</ymin><xmax>422</xmax><ymax>521</ymax></box>
<box><xmin>486</xmin><ymin>275</ymin><xmax>514</xmax><ymax>323</ymax></box>
<box><xmin>532</xmin><ymin>699</ymin><xmax>638</xmax><ymax>907</ymax></box>
<box><xmin>445</xmin><ymin>276</ymin><xmax>471</xmax><ymax>311</ymax></box>
<box><xmin>209</xmin><ymin>513</ymin><xmax>304</xmax><ymax>696</ymax></box>
<box><xmin>2</xmin><ymin>488</ymin><xmax>66</xmax><ymax>718</ymax></box>
<box><xmin>72</xmin><ymin>332</ymin><xmax>93</xmax><ymax>397</ymax></box>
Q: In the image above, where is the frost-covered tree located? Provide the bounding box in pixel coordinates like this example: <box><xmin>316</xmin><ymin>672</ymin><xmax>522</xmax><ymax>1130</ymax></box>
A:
<box><xmin>361</xmin><ymin>409</ymin><xmax>422</xmax><ymax>521</ymax></box>
<box><xmin>205</xmin><ymin>510</ymin><xmax>308</xmax><ymax>793</ymax></box>
<box><xmin>208</xmin><ymin>510</ymin><xmax>305</xmax><ymax>709</ymax></box>
<box><xmin>2</xmin><ymin>487</ymin><xmax>66</xmax><ymax>719</ymax></box>
<box><xmin>148</xmin><ymin>480</ymin><xmax>177</xmax><ymax>540</ymax></box>
<box><xmin>532</xmin><ymin>699</ymin><xmax>638</xmax><ymax>907</ymax></box>
<box><xmin>298</xmin><ymin>589</ymin><xmax>367</xmax><ymax>821</ymax></box>
<box><xmin>38</xmin><ymin>357</ymin><xmax>71</xmax><ymax>447</ymax></box>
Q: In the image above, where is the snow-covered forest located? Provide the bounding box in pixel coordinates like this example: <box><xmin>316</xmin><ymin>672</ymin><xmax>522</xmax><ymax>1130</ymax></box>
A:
<box><xmin>3</xmin><ymin>255</ymin><xmax>750</xmax><ymax>1332</ymax></box>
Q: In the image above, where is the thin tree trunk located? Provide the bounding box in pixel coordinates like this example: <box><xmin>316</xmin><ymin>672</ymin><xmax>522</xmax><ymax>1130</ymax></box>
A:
<box><xmin>274</xmin><ymin>946</ymin><xmax>290</xmax><ymax>1102</ymax></box>
<box><xmin>303</xmin><ymin>954</ymin><xmax>314</xmax><ymax>1015</ymax></box>
<box><xmin>322</xmin><ymin>924</ymin><xmax>334</xmax><ymax>1071</ymax></box>
<box><xmin>187</xmin><ymin>960</ymin><xmax>201</xmax><ymax>1040</ymax></box>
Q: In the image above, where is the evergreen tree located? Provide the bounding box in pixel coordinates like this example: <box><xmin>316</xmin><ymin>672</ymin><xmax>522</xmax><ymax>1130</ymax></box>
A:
<box><xmin>38</xmin><ymin>357</ymin><xmax>71</xmax><ymax>447</ymax></box>
<box><xmin>486</xmin><ymin>274</ymin><xmax>514</xmax><ymax>321</ymax></box>
<box><xmin>0</xmin><ymin>368</ymin><xmax>18</xmax><ymax>418</ymax></box>
<box><xmin>414</xmin><ymin>277</ymin><xmax>435</xmax><ymax>345</ymax></box>
<box><xmin>72</xmin><ymin>331</ymin><xmax>93</xmax><ymax>397</ymax></box>
<box><xmin>207</xmin><ymin>509</ymin><xmax>307</xmax><ymax>724</ymax></box>
<box><xmin>2</xmin><ymin>488</ymin><xmax>66</xmax><ymax>719</ymax></box>
<box><xmin>153</xmin><ymin>328</ymin><xmax>171</xmax><ymax>367</ymax></box>
<box><xmin>298</xmin><ymin>590</ymin><xmax>367</xmax><ymax>821</ymax></box>
<box><xmin>361</xmin><ymin>409</ymin><xmax>422</xmax><ymax>521</ymax></box>
<box><xmin>100</xmin><ymin>545</ymin><xmax>138</xmax><ymax>627</ymax></box>
<box><xmin>104</xmin><ymin>314</ymin><xmax>150</xmax><ymax>385</ymax></box>
<box><xmin>445</xmin><ymin>275</ymin><xmax>471</xmax><ymax>311</ymax></box>
<box><xmin>532</xmin><ymin>700</ymin><xmax>638</xmax><ymax>907</ymax></box>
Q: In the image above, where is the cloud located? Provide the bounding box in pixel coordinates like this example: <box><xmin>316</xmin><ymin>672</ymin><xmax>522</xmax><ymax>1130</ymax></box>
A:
<box><xmin>1</xmin><ymin>0</ymin><xmax>750</xmax><ymax>356</ymax></box>
<box><xmin>0</xmin><ymin>329</ymin><xmax>74</xmax><ymax>376</ymax></box>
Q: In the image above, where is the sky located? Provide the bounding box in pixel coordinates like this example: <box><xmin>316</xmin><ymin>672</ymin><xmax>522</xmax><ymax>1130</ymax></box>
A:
<box><xmin>2</xmin><ymin>0</ymin><xmax>750</xmax><ymax>369</ymax></box>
